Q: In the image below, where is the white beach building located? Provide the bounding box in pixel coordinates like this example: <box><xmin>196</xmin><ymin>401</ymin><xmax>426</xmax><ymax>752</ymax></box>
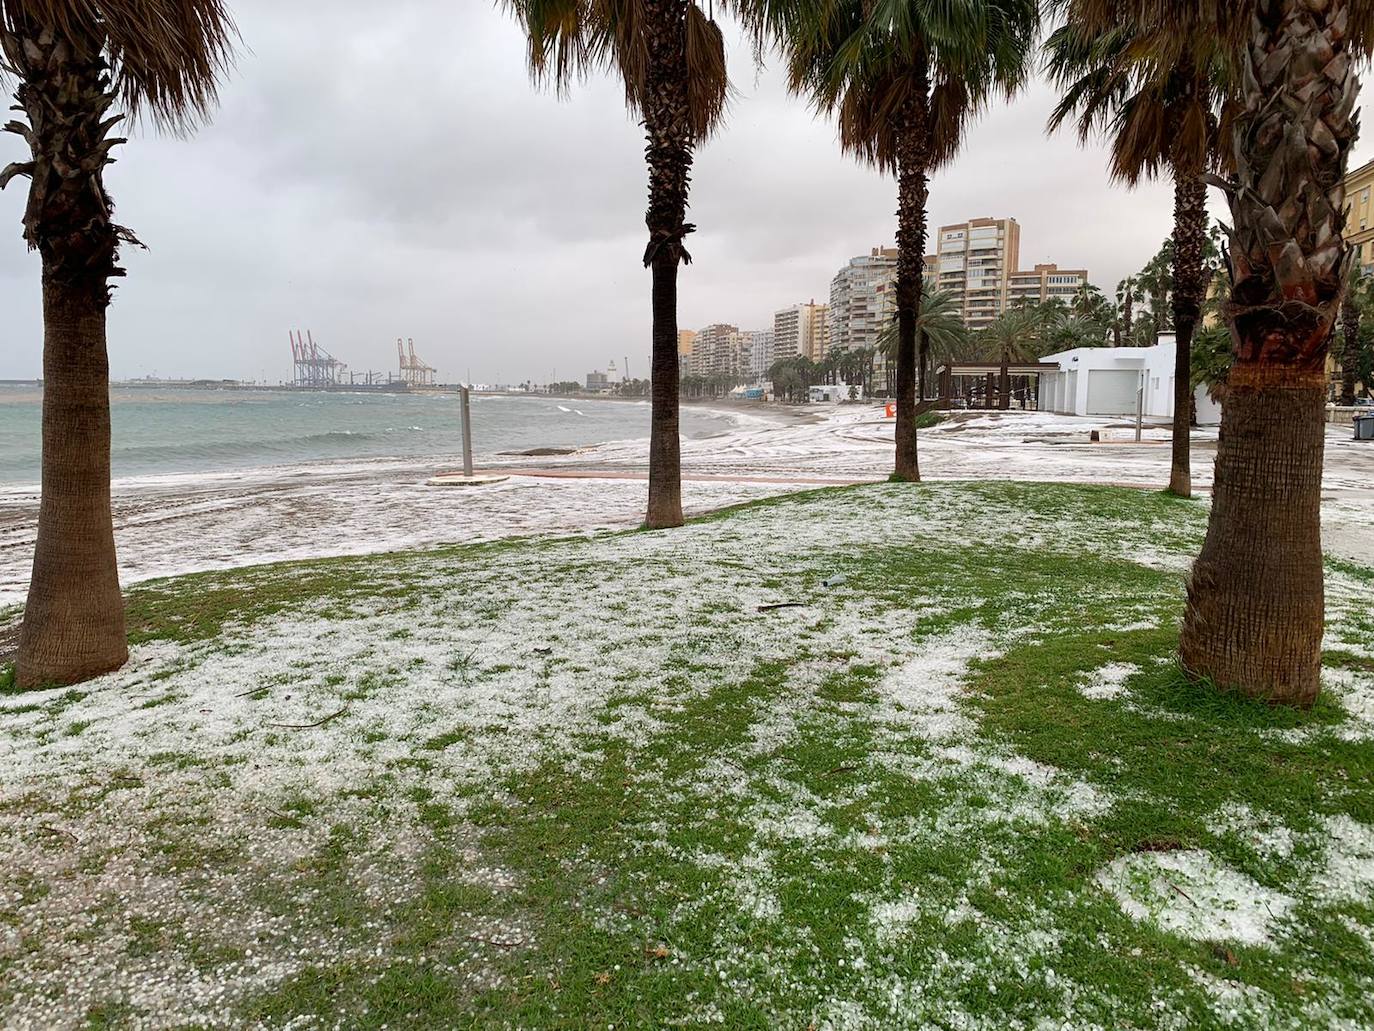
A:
<box><xmin>1038</xmin><ymin>336</ymin><xmax>1222</xmax><ymax>425</ymax></box>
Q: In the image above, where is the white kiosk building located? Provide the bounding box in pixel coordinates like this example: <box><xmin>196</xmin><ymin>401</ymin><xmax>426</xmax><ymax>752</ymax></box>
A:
<box><xmin>1037</xmin><ymin>336</ymin><xmax>1222</xmax><ymax>425</ymax></box>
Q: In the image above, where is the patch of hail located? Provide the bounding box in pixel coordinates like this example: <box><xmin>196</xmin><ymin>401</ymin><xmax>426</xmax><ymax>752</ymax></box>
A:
<box><xmin>1208</xmin><ymin>804</ymin><xmax>1297</xmax><ymax>864</ymax></box>
<box><xmin>0</xmin><ymin>482</ymin><xmax>1356</xmax><ymax>1029</ymax></box>
<box><xmin>1077</xmin><ymin>661</ymin><xmax>1141</xmax><ymax>700</ymax></box>
<box><xmin>1095</xmin><ymin>850</ymin><xmax>1295</xmax><ymax>947</ymax></box>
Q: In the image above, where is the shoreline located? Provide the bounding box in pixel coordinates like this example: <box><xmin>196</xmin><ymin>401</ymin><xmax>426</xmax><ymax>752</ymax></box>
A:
<box><xmin>0</xmin><ymin>392</ymin><xmax>782</xmax><ymax>494</ymax></box>
<box><xmin>2</xmin><ymin>408</ymin><xmax>1371</xmax><ymax>608</ymax></box>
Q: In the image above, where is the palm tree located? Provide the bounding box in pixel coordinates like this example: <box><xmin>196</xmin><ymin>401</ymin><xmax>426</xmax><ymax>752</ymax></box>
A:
<box><xmin>1069</xmin><ymin>282</ymin><xmax>1109</xmax><ymax>323</ymax></box>
<box><xmin>745</xmin><ymin>0</ymin><xmax>1039</xmax><ymax>480</ymax></box>
<box><xmin>978</xmin><ymin>308</ymin><xmax>1041</xmax><ymax>409</ymax></box>
<box><xmin>1047</xmin><ymin>16</ymin><xmax>1225</xmax><ymax>497</ymax></box>
<box><xmin>506</xmin><ymin>0</ymin><xmax>728</xmax><ymax>528</ymax></box>
<box><xmin>1073</xmin><ymin>0</ymin><xmax>1368</xmax><ymax>706</ymax></box>
<box><xmin>1047</xmin><ymin>314</ymin><xmax>1108</xmax><ymax>352</ymax></box>
<box><xmin>1190</xmin><ymin>323</ymin><xmax>1231</xmax><ymax>407</ymax></box>
<box><xmin>1114</xmin><ymin>274</ymin><xmax>1140</xmax><ymax>346</ymax></box>
<box><xmin>1134</xmin><ymin>241</ymin><xmax>1175</xmax><ymax>337</ymax></box>
<box><xmin>877</xmin><ymin>286</ymin><xmax>968</xmax><ymax>401</ymax></box>
<box><xmin>2</xmin><ymin>2</ymin><xmax>234</xmax><ymax>689</ymax></box>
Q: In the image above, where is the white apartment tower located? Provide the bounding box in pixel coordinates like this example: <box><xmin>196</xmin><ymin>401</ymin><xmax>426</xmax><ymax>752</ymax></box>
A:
<box><xmin>828</xmin><ymin>248</ymin><xmax>899</xmax><ymax>354</ymax></box>
<box><xmin>689</xmin><ymin>324</ymin><xmax>766</xmax><ymax>380</ymax></box>
<box><xmin>746</xmin><ymin>330</ymin><xmax>776</xmax><ymax>382</ymax></box>
<box><xmin>773</xmin><ymin>301</ymin><xmax>831</xmax><ymax>362</ymax></box>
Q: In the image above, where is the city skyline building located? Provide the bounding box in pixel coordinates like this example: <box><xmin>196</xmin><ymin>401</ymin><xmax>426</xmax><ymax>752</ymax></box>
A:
<box><xmin>932</xmin><ymin>217</ymin><xmax>1021</xmax><ymax>330</ymax></box>
<box><xmin>746</xmin><ymin>330</ymin><xmax>775</xmax><ymax>383</ymax></box>
<box><xmin>688</xmin><ymin>323</ymin><xmax>750</xmax><ymax>380</ymax></box>
<box><xmin>773</xmin><ymin>301</ymin><xmax>831</xmax><ymax>363</ymax></box>
<box><xmin>1007</xmin><ymin>263</ymin><xmax>1091</xmax><ymax>307</ymax></box>
<box><xmin>829</xmin><ymin>248</ymin><xmax>898</xmax><ymax>356</ymax></box>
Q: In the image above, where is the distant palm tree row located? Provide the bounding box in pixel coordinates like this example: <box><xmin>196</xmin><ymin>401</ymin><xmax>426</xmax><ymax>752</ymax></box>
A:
<box><xmin>4</xmin><ymin>1</ymin><xmax>1366</xmax><ymax>714</ymax></box>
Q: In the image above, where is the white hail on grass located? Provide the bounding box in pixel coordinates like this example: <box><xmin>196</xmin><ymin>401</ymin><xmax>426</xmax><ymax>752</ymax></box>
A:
<box><xmin>1077</xmin><ymin>661</ymin><xmax>1141</xmax><ymax>701</ymax></box>
<box><xmin>1095</xmin><ymin>850</ymin><xmax>1295</xmax><ymax>947</ymax></box>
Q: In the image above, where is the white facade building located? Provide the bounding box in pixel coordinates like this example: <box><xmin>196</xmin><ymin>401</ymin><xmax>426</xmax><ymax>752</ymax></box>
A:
<box><xmin>747</xmin><ymin>330</ymin><xmax>775</xmax><ymax>382</ymax></box>
<box><xmin>829</xmin><ymin>248</ymin><xmax>898</xmax><ymax>354</ymax></box>
<box><xmin>773</xmin><ymin>302</ymin><xmax>829</xmax><ymax>362</ymax></box>
<box><xmin>1038</xmin><ymin>336</ymin><xmax>1222</xmax><ymax>424</ymax></box>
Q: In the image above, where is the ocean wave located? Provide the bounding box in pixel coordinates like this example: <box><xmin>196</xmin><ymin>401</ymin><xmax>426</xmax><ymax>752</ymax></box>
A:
<box><xmin>109</xmin><ymin>430</ymin><xmax>399</xmax><ymax>465</ymax></box>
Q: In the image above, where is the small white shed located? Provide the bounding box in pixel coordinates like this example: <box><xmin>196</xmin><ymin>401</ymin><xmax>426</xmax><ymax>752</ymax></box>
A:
<box><xmin>809</xmin><ymin>383</ymin><xmax>860</xmax><ymax>403</ymax></box>
<box><xmin>1038</xmin><ymin>337</ymin><xmax>1221</xmax><ymax>425</ymax></box>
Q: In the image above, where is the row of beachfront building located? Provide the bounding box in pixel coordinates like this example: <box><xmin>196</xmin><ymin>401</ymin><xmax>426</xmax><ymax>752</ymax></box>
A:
<box><xmin>676</xmin><ymin>216</ymin><xmax>1089</xmax><ymax>383</ymax></box>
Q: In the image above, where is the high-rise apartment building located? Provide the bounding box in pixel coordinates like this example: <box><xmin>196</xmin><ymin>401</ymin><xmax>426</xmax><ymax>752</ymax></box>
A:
<box><xmin>773</xmin><ymin>301</ymin><xmax>831</xmax><ymax>362</ymax></box>
<box><xmin>746</xmin><ymin>330</ymin><xmax>775</xmax><ymax>382</ymax></box>
<box><xmin>928</xmin><ymin>218</ymin><xmax>1091</xmax><ymax>327</ymax></box>
<box><xmin>689</xmin><ymin>324</ymin><xmax>763</xmax><ymax>380</ymax></box>
<box><xmin>933</xmin><ymin>218</ymin><xmax>1021</xmax><ymax>330</ymax></box>
<box><xmin>829</xmin><ymin>248</ymin><xmax>898</xmax><ymax>355</ymax></box>
<box><xmin>1007</xmin><ymin>264</ymin><xmax>1090</xmax><ymax>307</ymax></box>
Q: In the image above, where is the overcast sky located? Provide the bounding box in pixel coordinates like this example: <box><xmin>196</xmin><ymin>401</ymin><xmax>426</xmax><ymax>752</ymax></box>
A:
<box><xmin>0</xmin><ymin>1</ymin><xmax>1370</xmax><ymax>384</ymax></box>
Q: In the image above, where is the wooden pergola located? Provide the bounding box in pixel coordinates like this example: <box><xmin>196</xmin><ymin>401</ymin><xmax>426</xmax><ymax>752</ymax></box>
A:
<box><xmin>933</xmin><ymin>361</ymin><xmax>1058</xmax><ymax>411</ymax></box>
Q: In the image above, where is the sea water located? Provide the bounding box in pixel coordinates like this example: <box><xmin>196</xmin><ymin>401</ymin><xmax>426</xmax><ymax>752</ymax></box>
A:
<box><xmin>0</xmin><ymin>385</ymin><xmax>735</xmax><ymax>486</ymax></box>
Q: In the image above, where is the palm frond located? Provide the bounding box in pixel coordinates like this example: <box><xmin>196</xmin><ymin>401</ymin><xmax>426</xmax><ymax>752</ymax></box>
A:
<box><xmin>756</xmin><ymin>0</ymin><xmax>1039</xmax><ymax>174</ymax></box>
<box><xmin>1043</xmin><ymin>12</ymin><xmax>1231</xmax><ymax>187</ymax></box>
<box><xmin>506</xmin><ymin>0</ymin><xmax>729</xmax><ymax>144</ymax></box>
<box><xmin>0</xmin><ymin>0</ymin><xmax>237</xmax><ymax>131</ymax></box>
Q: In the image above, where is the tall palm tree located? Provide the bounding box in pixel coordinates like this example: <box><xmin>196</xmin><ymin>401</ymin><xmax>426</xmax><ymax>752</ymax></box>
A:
<box><xmin>506</xmin><ymin>0</ymin><xmax>728</xmax><ymax>528</ymax></box>
<box><xmin>1047</xmin><ymin>314</ymin><xmax>1108</xmax><ymax>351</ymax></box>
<box><xmin>744</xmin><ymin>0</ymin><xmax>1039</xmax><ymax>480</ymax></box>
<box><xmin>2</xmin><ymin>1</ymin><xmax>234</xmax><ymax>689</ymax></box>
<box><xmin>1135</xmin><ymin>240</ymin><xmax>1175</xmax><ymax>336</ymax></box>
<box><xmin>1074</xmin><ymin>0</ymin><xmax>1369</xmax><ymax>706</ymax></box>
<box><xmin>1047</xmin><ymin>18</ymin><xmax>1226</xmax><ymax>497</ymax></box>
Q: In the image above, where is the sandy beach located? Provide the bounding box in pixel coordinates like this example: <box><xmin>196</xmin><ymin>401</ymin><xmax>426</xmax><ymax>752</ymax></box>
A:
<box><xmin>2</xmin><ymin>403</ymin><xmax>1372</xmax><ymax>609</ymax></box>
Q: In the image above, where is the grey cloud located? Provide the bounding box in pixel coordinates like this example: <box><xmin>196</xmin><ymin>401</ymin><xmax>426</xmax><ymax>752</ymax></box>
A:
<box><xmin>1</xmin><ymin>3</ymin><xmax>1370</xmax><ymax>382</ymax></box>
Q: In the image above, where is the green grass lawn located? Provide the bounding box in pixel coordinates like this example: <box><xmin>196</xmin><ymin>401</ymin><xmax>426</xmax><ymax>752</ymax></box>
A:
<box><xmin>1</xmin><ymin>481</ymin><xmax>1372</xmax><ymax>1030</ymax></box>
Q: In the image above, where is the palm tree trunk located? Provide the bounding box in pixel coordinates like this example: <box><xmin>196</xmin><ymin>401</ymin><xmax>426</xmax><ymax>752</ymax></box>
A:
<box><xmin>9</xmin><ymin>26</ymin><xmax>128</xmax><ymax>688</ymax></box>
<box><xmin>19</xmin><ymin>282</ymin><xmax>127</xmax><ymax>687</ymax></box>
<box><xmin>1168</xmin><ymin>167</ymin><xmax>1208</xmax><ymax>498</ymax></box>
<box><xmin>1340</xmin><ymin>298</ymin><xmax>1359</xmax><ymax>406</ymax></box>
<box><xmin>998</xmin><ymin>352</ymin><xmax>1010</xmax><ymax>410</ymax></box>
<box><xmin>641</xmin><ymin>0</ymin><xmax>692</xmax><ymax>529</ymax></box>
<box><xmin>1180</xmin><ymin>0</ymin><xmax>1356</xmax><ymax>707</ymax></box>
<box><xmin>892</xmin><ymin>85</ymin><xmax>929</xmax><ymax>482</ymax></box>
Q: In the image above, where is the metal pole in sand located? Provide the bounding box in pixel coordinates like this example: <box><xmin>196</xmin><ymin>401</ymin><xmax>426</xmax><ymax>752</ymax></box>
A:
<box><xmin>427</xmin><ymin>387</ymin><xmax>509</xmax><ymax>487</ymax></box>
<box><xmin>461</xmin><ymin>385</ymin><xmax>474</xmax><ymax>477</ymax></box>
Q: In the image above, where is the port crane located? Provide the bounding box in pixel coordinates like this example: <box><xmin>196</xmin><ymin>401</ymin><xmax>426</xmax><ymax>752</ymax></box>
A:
<box><xmin>398</xmin><ymin>337</ymin><xmax>437</xmax><ymax>387</ymax></box>
<box><xmin>289</xmin><ymin>330</ymin><xmax>346</xmax><ymax>387</ymax></box>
